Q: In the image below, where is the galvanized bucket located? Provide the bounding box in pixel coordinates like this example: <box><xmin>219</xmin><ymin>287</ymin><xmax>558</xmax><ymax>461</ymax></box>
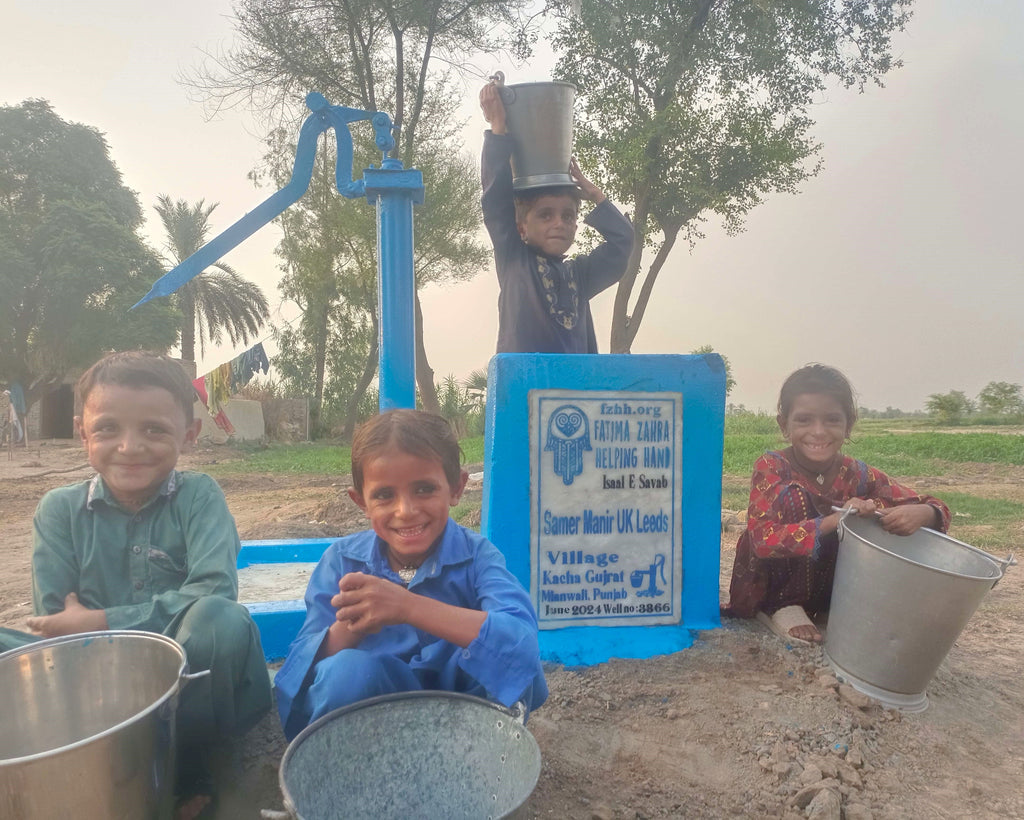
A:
<box><xmin>495</xmin><ymin>72</ymin><xmax>576</xmax><ymax>191</ymax></box>
<box><xmin>824</xmin><ymin>514</ymin><xmax>1012</xmax><ymax>711</ymax></box>
<box><xmin>280</xmin><ymin>691</ymin><xmax>541</xmax><ymax>819</ymax></box>
<box><xmin>0</xmin><ymin>631</ymin><xmax>203</xmax><ymax>819</ymax></box>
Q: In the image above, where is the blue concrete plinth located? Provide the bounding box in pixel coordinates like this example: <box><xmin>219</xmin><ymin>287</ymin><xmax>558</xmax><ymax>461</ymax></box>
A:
<box><xmin>482</xmin><ymin>353</ymin><xmax>725</xmax><ymax>666</ymax></box>
<box><xmin>238</xmin><ymin>538</ymin><xmax>328</xmax><ymax>661</ymax></box>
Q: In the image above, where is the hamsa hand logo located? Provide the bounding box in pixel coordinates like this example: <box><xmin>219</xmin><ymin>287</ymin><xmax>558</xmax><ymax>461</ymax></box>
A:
<box><xmin>545</xmin><ymin>405</ymin><xmax>591</xmax><ymax>485</ymax></box>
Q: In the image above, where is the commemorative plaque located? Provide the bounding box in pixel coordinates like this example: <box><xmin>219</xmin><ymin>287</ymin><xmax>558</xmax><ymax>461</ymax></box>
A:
<box><xmin>530</xmin><ymin>389</ymin><xmax>683</xmax><ymax>628</ymax></box>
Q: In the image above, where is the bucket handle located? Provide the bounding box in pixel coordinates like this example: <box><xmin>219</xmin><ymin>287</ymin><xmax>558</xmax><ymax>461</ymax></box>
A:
<box><xmin>991</xmin><ymin>553</ymin><xmax>1015</xmax><ymax>587</ymax></box>
<box><xmin>834</xmin><ymin>505</ymin><xmax>1017</xmax><ymax>586</ymax></box>
<box><xmin>489</xmin><ymin>70</ymin><xmax>517</xmax><ymax>105</ymax></box>
<box><xmin>504</xmin><ymin>700</ymin><xmax>529</xmax><ymax>726</ymax></box>
<box><xmin>182</xmin><ymin>668</ymin><xmax>212</xmax><ymax>684</ymax></box>
<box><xmin>833</xmin><ymin>504</ymin><xmax>858</xmax><ymax>538</ymax></box>
<box><xmin>158</xmin><ymin>667</ymin><xmax>212</xmax><ymax>721</ymax></box>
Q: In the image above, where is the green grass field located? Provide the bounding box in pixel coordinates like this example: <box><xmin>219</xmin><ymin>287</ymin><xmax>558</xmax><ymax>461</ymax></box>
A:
<box><xmin>205</xmin><ymin>421</ymin><xmax>1023</xmax><ymax>551</ymax></box>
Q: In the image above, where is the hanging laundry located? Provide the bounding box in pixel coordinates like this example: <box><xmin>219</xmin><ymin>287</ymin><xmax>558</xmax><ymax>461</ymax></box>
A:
<box><xmin>230</xmin><ymin>342</ymin><xmax>271</xmax><ymax>391</ymax></box>
<box><xmin>8</xmin><ymin>383</ymin><xmax>26</xmax><ymax>417</ymax></box>
<box><xmin>193</xmin><ymin>376</ymin><xmax>235</xmax><ymax>436</ymax></box>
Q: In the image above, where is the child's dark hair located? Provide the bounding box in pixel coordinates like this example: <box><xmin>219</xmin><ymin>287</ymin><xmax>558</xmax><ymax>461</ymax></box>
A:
<box><xmin>76</xmin><ymin>351</ymin><xmax>195</xmax><ymax>423</ymax></box>
<box><xmin>513</xmin><ymin>185</ymin><xmax>581</xmax><ymax>225</ymax></box>
<box><xmin>351</xmin><ymin>409</ymin><xmax>463</xmax><ymax>492</ymax></box>
<box><xmin>778</xmin><ymin>364</ymin><xmax>858</xmax><ymax>428</ymax></box>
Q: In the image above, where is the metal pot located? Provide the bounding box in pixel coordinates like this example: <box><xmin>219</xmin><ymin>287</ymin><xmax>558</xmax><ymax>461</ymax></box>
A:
<box><xmin>824</xmin><ymin>514</ymin><xmax>1013</xmax><ymax>711</ymax></box>
<box><xmin>280</xmin><ymin>691</ymin><xmax>541</xmax><ymax>820</ymax></box>
<box><xmin>0</xmin><ymin>630</ymin><xmax>205</xmax><ymax>819</ymax></box>
<box><xmin>493</xmin><ymin>71</ymin><xmax>577</xmax><ymax>191</ymax></box>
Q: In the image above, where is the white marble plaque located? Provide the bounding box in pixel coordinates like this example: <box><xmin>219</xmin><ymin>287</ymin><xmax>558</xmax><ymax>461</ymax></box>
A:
<box><xmin>530</xmin><ymin>390</ymin><xmax>683</xmax><ymax>628</ymax></box>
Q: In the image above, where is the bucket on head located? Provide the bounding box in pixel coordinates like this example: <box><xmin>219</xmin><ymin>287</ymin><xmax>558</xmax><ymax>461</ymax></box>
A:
<box><xmin>280</xmin><ymin>691</ymin><xmax>541</xmax><ymax>820</ymax></box>
<box><xmin>824</xmin><ymin>515</ymin><xmax>1010</xmax><ymax>711</ymax></box>
<box><xmin>495</xmin><ymin>72</ymin><xmax>577</xmax><ymax>191</ymax></box>
<box><xmin>0</xmin><ymin>630</ymin><xmax>190</xmax><ymax>820</ymax></box>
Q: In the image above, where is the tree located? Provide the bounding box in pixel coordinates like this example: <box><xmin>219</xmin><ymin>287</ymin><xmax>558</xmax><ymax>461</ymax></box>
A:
<box><xmin>689</xmin><ymin>343</ymin><xmax>734</xmax><ymax>396</ymax></box>
<box><xmin>0</xmin><ymin>100</ymin><xmax>178</xmax><ymax>409</ymax></box>
<box><xmin>925</xmin><ymin>390</ymin><xmax>974</xmax><ymax>424</ymax></box>
<box><xmin>187</xmin><ymin>0</ymin><xmax>536</xmax><ymax>411</ymax></box>
<box><xmin>977</xmin><ymin>381</ymin><xmax>1024</xmax><ymax>416</ymax></box>
<box><xmin>153</xmin><ymin>196</ymin><xmax>270</xmax><ymax>364</ymax></box>
<box><xmin>257</xmin><ymin>129</ymin><xmax>378</xmax><ymax>438</ymax></box>
<box><xmin>551</xmin><ymin>0</ymin><xmax>911</xmax><ymax>352</ymax></box>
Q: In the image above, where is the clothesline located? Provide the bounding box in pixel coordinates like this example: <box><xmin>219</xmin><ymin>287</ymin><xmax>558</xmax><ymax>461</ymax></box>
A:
<box><xmin>194</xmin><ymin>304</ymin><xmax>305</xmax><ymax>380</ymax></box>
<box><xmin>194</xmin><ymin>341</ymin><xmax>272</xmax><ymax>435</ymax></box>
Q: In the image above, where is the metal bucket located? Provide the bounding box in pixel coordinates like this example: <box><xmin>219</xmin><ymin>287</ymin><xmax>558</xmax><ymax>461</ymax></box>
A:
<box><xmin>824</xmin><ymin>515</ymin><xmax>1011</xmax><ymax>711</ymax></box>
<box><xmin>495</xmin><ymin>72</ymin><xmax>576</xmax><ymax>191</ymax></box>
<box><xmin>280</xmin><ymin>691</ymin><xmax>541</xmax><ymax>819</ymax></box>
<box><xmin>0</xmin><ymin>630</ymin><xmax>198</xmax><ymax>819</ymax></box>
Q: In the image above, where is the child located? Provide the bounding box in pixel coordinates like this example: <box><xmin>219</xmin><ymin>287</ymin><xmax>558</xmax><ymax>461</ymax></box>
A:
<box><xmin>0</xmin><ymin>351</ymin><xmax>272</xmax><ymax>819</ymax></box>
<box><xmin>274</xmin><ymin>409</ymin><xmax>548</xmax><ymax>741</ymax></box>
<box><xmin>479</xmin><ymin>79</ymin><xmax>634</xmax><ymax>354</ymax></box>
<box><xmin>725</xmin><ymin>364</ymin><xmax>951</xmax><ymax>644</ymax></box>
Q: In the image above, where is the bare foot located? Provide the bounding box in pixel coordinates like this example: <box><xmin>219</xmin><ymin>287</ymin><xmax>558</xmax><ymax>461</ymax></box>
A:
<box><xmin>788</xmin><ymin>622</ymin><xmax>822</xmax><ymax>642</ymax></box>
<box><xmin>175</xmin><ymin>794</ymin><xmax>212</xmax><ymax>820</ymax></box>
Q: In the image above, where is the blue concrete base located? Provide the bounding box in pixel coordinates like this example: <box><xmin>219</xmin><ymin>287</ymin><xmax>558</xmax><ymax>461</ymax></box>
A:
<box><xmin>482</xmin><ymin>353</ymin><xmax>725</xmax><ymax>667</ymax></box>
<box><xmin>238</xmin><ymin>538</ymin><xmax>329</xmax><ymax>661</ymax></box>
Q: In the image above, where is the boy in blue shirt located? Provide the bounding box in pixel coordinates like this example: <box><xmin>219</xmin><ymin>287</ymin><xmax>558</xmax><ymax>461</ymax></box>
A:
<box><xmin>275</xmin><ymin>409</ymin><xmax>547</xmax><ymax>741</ymax></box>
<box><xmin>480</xmin><ymin>79</ymin><xmax>634</xmax><ymax>353</ymax></box>
<box><xmin>0</xmin><ymin>351</ymin><xmax>272</xmax><ymax>819</ymax></box>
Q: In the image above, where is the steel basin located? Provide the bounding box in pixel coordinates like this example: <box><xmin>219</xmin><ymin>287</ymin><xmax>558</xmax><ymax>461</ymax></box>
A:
<box><xmin>280</xmin><ymin>691</ymin><xmax>541</xmax><ymax>819</ymax></box>
<box><xmin>496</xmin><ymin>73</ymin><xmax>577</xmax><ymax>191</ymax></box>
<box><xmin>824</xmin><ymin>515</ymin><xmax>1008</xmax><ymax>711</ymax></box>
<box><xmin>0</xmin><ymin>630</ymin><xmax>190</xmax><ymax>819</ymax></box>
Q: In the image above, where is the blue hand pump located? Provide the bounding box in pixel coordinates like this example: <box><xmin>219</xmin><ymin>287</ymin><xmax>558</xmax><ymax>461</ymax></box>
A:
<box><xmin>133</xmin><ymin>92</ymin><xmax>424</xmax><ymax>410</ymax></box>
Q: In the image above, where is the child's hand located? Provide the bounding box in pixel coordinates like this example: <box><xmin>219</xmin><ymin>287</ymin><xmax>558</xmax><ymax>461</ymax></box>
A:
<box><xmin>26</xmin><ymin>592</ymin><xmax>107</xmax><ymax>637</ymax></box>
<box><xmin>570</xmin><ymin>157</ymin><xmax>606</xmax><ymax>204</ymax></box>
<box><xmin>878</xmin><ymin>504</ymin><xmax>937</xmax><ymax>536</ymax></box>
<box><xmin>844</xmin><ymin>498</ymin><xmax>881</xmax><ymax>517</ymax></box>
<box><xmin>479</xmin><ymin>81</ymin><xmax>507</xmax><ymax>135</ymax></box>
<box><xmin>331</xmin><ymin>572</ymin><xmax>411</xmax><ymax>635</ymax></box>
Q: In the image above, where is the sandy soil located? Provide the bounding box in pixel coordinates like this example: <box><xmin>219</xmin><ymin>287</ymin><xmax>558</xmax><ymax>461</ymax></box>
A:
<box><xmin>2</xmin><ymin>440</ymin><xmax>1023</xmax><ymax>819</ymax></box>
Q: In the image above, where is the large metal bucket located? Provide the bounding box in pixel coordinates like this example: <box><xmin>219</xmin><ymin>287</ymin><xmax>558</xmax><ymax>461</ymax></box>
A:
<box><xmin>280</xmin><ymin>691</ymin><xmax>541</xmax><ymax>819</ymax></box>
<box><xmin>496</xmin><ymin>73</ymin><xmax>576</xmax><ymax>191</ymax></box>
<box><xmin>824</xmin><ymin>515</ymin><xmax>1010</xmax><ymax>711</ymax></box>
<box><xmin>0</xmin><ymin>631</ymin><xmax>194</xmax><ymax>819</ymax></box>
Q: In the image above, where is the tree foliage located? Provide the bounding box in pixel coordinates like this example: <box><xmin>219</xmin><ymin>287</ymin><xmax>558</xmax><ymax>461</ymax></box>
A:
<box><xmin>187</xmin><ymin>0</ymin><xmax>538</xmax><ymax>412</ymax></box>
<box><xmin>153</xmin><ymin>196</ymin><xmax>270</xmax><ymax>364</ymax></box>
<box><xmin>689</xmin><ymin>343</ymin><xmax>734</xmax><ymax>396</ymax></box>
<box><xmin>0</xmin><ymin>100</ymin><xmax>178</xmax><ymax>407</ymax></box>
<box><xmin>925</xmin><ymin>390</ymin><xmax>975</xmax><ymax>423</ymax></box>
<box><xmin>977</xmin><ymin>381</ymin><xmax>1024</xmax><ymax>416</ymax></box>
<box><xmin>551</xmin><ymin>0</ymin><xmax>912</xmax><ymax>352</ymax></box>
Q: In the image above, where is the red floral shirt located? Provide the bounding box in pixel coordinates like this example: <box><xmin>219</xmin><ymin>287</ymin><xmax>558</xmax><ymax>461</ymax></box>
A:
<box><xmin>745</xmin><ymin>451</ymin><xmax>951</xmax><ymax>560</ymax></box>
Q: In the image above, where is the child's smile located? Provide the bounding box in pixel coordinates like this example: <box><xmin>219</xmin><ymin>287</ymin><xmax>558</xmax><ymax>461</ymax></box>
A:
<box><xmin>348</xmin><ymin>449</ymin><xmax>468</xmax><ymax>570</ymax></box>
<box><xmin>778</xmin><ymin>392</ymin><xmax>850</xmax><ymax>469</ymax></box>
<box><xmin>76</xmin><ymin>383</ymin><xmax>200</xmax><ymax>510</ymax></box>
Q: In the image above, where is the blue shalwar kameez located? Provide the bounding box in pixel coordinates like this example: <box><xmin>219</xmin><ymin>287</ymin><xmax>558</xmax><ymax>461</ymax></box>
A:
<box><xmin>274</xmin><ymin>520</ymin><xmax>548</xmax><ymax>740</ymax></box>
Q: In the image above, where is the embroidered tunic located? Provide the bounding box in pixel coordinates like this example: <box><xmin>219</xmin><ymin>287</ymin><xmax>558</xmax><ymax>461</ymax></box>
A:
<box><xmin>726</xmin><ymin>451</ymin><xmax>951</xmax><ymax>618</ymax></box>
<box><xmin>481</xmin><ymin>131</ymin><xmax>634</xmax><ymax>353</ymax></box>
<box><xmin>0</xmin><ymin>470</ymin><xmax>273</xmax><ymax>744</ymax></box>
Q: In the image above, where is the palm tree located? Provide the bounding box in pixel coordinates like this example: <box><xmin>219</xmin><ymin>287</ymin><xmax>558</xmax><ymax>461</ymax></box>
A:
<box><xmin>154</xmin><ymin>195</ymin><xmax>270</xmax><ymax>363</ymax></box>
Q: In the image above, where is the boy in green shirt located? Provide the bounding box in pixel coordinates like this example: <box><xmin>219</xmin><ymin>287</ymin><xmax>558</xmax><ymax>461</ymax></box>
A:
<box><xmin>0</xmin><ymin>351</ymin><xmax>272</xmax><ymax>819</ymax></box>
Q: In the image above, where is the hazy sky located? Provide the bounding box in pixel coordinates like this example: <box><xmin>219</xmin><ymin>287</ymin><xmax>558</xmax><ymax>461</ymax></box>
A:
<box><xmin>4</xmin><ymin>1</ymin><xmax>1022</xmax><ymax>412</ymax></box>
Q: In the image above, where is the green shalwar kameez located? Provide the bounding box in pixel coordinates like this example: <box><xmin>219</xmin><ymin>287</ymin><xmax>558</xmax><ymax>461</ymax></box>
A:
<box><xmin>0</xmin><ymin>470</ymin><xmax>272</xmax><ymax>747</ymax></box>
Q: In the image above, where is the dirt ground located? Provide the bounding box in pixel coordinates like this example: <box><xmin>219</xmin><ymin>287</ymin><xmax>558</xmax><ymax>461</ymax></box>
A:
<box><xmin>2</xmin><ymin>440</ymin><xmax>1023</xmax><ymax>819</ymax></box>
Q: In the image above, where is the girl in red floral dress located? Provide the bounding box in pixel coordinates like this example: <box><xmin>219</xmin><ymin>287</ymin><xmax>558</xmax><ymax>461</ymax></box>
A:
<box><xmin>725</xmin><ymin>364</ymin><xmax>950</xmax><ymax>643</ymax></box>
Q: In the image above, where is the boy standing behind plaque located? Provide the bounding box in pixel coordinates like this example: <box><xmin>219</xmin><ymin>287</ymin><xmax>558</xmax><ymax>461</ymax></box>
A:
<box><xmin>479</xmin><ymin>80</ymin><xmax>634</xmax><ymax>354</ymax></box>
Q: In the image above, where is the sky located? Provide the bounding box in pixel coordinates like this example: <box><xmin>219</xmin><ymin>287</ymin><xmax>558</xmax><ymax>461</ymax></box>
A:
<box><xmin>3</xmin><ymin>1</ymin><xmax>1022</xmax><ymax>413</ymax></box>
